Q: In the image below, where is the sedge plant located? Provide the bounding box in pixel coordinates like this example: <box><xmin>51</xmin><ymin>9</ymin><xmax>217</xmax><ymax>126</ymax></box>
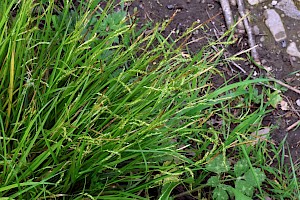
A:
<box><xmin>0</xmin><ymin>0</ymin><xmax>298</xmax><ymax>199</ymax></box>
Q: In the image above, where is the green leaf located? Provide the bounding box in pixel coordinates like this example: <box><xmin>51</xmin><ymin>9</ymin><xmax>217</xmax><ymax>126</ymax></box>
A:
<box><xmin>267</xmin><ymin>91</ymin><xmax>282</xmax><ymax>108</ymax></box>
<box><xmin>213</xmin><ymin>187</ymin><xmax>229</xmax><ymax>200</ymax></box>
<box><xmin>207</xmin><ymin>176</ymin><xmax>220</xmax><ymax>187</ymax></box>
<box><xmin>244</xmin><ymin>168</ymin><xmax>266</xmax><ymax>187</ymax></box>
<box><xmin>221</xmin><ymin>185</ymin><xmax>234</xmax><ymax>199</ymax></box>
<box><xmin>234</xmin><ymin>159</ymin><xmax>249</xmax><ymax>177</ymax></box>
<box><xmin>229</xmin><ymin>187</ymin><xmax>252</xmax><ymax>200</ymax></box>
<box><xmin>159</xmin><ymin>182</ymin><xmax>179</xmax><ymax>200</ymax></box>
<box><xmin>235</xmin><ymin>179</ymin><xmax>254</xmax><ymax>197</ymax></box>
<box><xmin>206</xmin><ymin>155</ymin><xmax>230</xmax><ymax>174</ymax></box>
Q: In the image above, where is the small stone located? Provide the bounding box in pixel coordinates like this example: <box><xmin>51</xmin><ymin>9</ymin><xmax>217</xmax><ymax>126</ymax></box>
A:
<box><xmin>139</xmin><ymin>4</ymin><xmax>144</xmax><ymax>9</ymax></box>
<box><xmin>260</xmin><ymin>36</ymin><xmax>265</xmax><ymax>42</ymax></box>
<box><xmin>248</xmin><ymin>0</ymin><xmax>258</xmax><ymax>5</ymax></box>
<box><xmin>253</xmin><ymin>25</ymin><xmax>260</xmax><ymax>35</ymax></box>
<box><xmin>261</xmin><ymin>59</ymin><xmax>267</xmax><ymax>64</ymax></box>
<box><xmin>247</xmin><ymin>0</ymin><xmax>266</xmax><ymax>5</ymax></box>
<box><xmin>280</xmin><ymin>100</ymin><xmax>289</xmax><ymax>110</ymax></box>
<box><xmin>207</xmin><ymin>3</ymin><xmax>214</xmax><ymax>9</ymax></box>
<box><xmin>271</xmin><ymin>1</ymin><xmax>278</xmax><ymax>6</ymax></box>
<box><xmin>264</xmin><ymin>9</ymin><xmax>287</xmax><ymax>42</ymax></box>
<box><xmin>287</xmin><ymin>42</ymin><xmax>300</xmax><ymax>58</ymax></box>
<box><xmin>265</xmin><ymin>66</ymin><xmax>272</xmax><ymax>71</ymax></box>
<box><xmin>187</xmin><ymin>0</ymin><xmax>191</xmax><ymax>3</ymax></box>
<box><xmin>296</xmin><ymin>99</ymin><xmax>300</xmax><ymax>107</ymax></box>
<box><xmin>166</xmin><ymin>4</ymin><xmax>174</xmax><ymax>10</ymax></box>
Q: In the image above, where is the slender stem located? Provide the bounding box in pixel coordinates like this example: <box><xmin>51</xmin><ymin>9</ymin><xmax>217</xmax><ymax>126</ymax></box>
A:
<box><xmin>220</xmin><ymin>0</ymin><xmax>234</xmax><ymax>28</ymax></box>
<box><xmin>6</xmin><ymin>41</ymin><xmax>15</xmax><ymax>130</ymax></box>
<box><xmin>236</xmin><ymin>0</ymin><xmax>260</xmax><ymax>63</ymax></box>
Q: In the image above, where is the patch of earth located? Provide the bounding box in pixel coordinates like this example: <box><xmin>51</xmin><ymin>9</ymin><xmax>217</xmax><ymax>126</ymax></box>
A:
<box><xmin>246</xmin><ymin>0</ymin><xmax>300</xmax><ymax>164</ymax></box>
<box><xmin>128</xmin><ymin>0</ymin><xmax>227</xmax><ymax>53</ymax></box>
<box><xmin>128</xmin><ymin>0</ymin><xmax>299</xmax><ymax>165</ymax></box>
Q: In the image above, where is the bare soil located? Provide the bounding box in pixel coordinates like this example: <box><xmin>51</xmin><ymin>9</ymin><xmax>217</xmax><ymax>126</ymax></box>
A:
<box><xmin>128</xmin><ymin>0</ymin><xmax>299</xmax><ymax>164</ymax></box>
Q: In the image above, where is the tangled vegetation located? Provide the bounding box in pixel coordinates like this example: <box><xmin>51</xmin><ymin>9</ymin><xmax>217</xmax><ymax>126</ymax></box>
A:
<box><xmin>0</xmin><ymin>0</ymin><xmax>298</xmax><ymax>199</ymax></box>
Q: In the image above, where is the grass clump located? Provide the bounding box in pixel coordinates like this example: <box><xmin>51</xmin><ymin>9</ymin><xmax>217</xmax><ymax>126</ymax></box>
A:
<box><xmin>0</xmin><ymin>0</ymin><xmax>298</xmax><ymax>199</ymax></box>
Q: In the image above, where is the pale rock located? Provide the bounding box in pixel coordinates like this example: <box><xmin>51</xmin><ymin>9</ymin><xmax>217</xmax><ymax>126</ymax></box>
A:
<box><xmin>286</xmin><ymin>42</ymin><xmax>300</xmax><ymax>58</ymax></box>
<box><xmin>296</xmin><ymin>99</ymin><xmax>300</xmax><ymax>107</ymax></box>
<box><xmin>265</xmin><ymin>66</ymin><xmax>272</xmax><ymax>71</ymax></box>
<box><xmin>276</xmin><ymin>0</ymin><xmax>300</xmax><ymax>20</ymax></box>
<box><xmin>280</xmin><ymin>100</ymin><xmax>289</xmax><ymax>110</ymax></box>
<box><xmin>247</xmin><ymin>0</ymin><xmax>266</xmax><ymax>5</ymax></box>
<box><xmin>253</xmin><ymin>25</ymin><xmax>260</xmax><ymax>35</ymax></box>
<box><xmin>264</xmin><ymin>9</ymin><xmax>287</xmax><ymax>42</ymax></box>
<box><xmin>271</xmin><ymin>1</ymin><xmax>278</xmax><ymax>6</ymax></box>
<box><xmin>247</xmin><ymin>0</ymin><xmax>259</xmax><ymax>5</ymax></box>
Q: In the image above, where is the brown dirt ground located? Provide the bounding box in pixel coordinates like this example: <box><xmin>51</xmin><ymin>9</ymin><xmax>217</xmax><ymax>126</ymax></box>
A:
<box><xmin>128</xmin><ymin>0</ymin><xmax>299</xmax><ymax>167</ymax></box>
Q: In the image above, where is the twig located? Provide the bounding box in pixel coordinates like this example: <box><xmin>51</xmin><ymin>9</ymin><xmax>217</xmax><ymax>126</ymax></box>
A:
<box><xmin>286</xmin><ymin>120</ymin><xmax>300</xmax><ymax>131</ymax></box>
<box><xmin>269</xmin><ymin>77</ymin><xmax>300</xmax><ymax>95</ymax></box>
<box><xmin>220</xmin><ymin>0</ymin><xmax>234</xmax><ymax>28</ymax></box>
<box><xmin>236</xmin><ymin>0</ymin><xmax>260</xmax><ymax>63</ymax></box>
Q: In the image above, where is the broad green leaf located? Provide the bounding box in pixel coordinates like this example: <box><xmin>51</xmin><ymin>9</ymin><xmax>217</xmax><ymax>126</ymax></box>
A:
<box><xmin>235</xmin><ymin>179</ymin><xmax>254</xmax><ymax>197</ymax></box>
<box><xmin>207</xmin><ymin>176</ymin><xmax>220</xmax><ymax>187</ymax></box>
<box><xmin>244</xmin><ymin>168</ymin><xmax>266</xmax><ymax>187</ymax></box>
<box><xmin>267</xmin><ymin>91</ymin><xmax>282</xmax><ymax>108</ymax></box>
<box><xmin>221</xmin><ymin>185</ymin><xmax>234</xmax><ymax>199</ymax></box>
<box><xmin>206</xmin><ymin>155</ymin><xmax>230</xmax><ymax>174</ymax></box>
<box><xmin>213</xmin><ymin>187</ymin><xmax>229</xmax><ymax>200</ymax></box>
<box><xmin>229</xmin><ymin>187</ymin><xmax>252</xmax><ymax>200</ymax></box>
<box><xmin>234</xmin><ymin>159</ymin><xmax>249</xmax><ymax>177</ymax></box>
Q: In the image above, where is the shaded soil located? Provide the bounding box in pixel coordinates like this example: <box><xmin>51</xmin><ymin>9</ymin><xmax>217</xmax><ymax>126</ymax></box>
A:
<box><xmin>248</xmin><ymin>0</ymin><xmax>300</xmax><ymax>165</ymax></box>
<box><xmin>129</xmin><ymin>0</ymin><xmax>226</xmax><ymax>53</ymax></box>
<box><xmin>128</xmin><ymin>0</ymin><xmax>299</xmax><ymax>179</ymax></box>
